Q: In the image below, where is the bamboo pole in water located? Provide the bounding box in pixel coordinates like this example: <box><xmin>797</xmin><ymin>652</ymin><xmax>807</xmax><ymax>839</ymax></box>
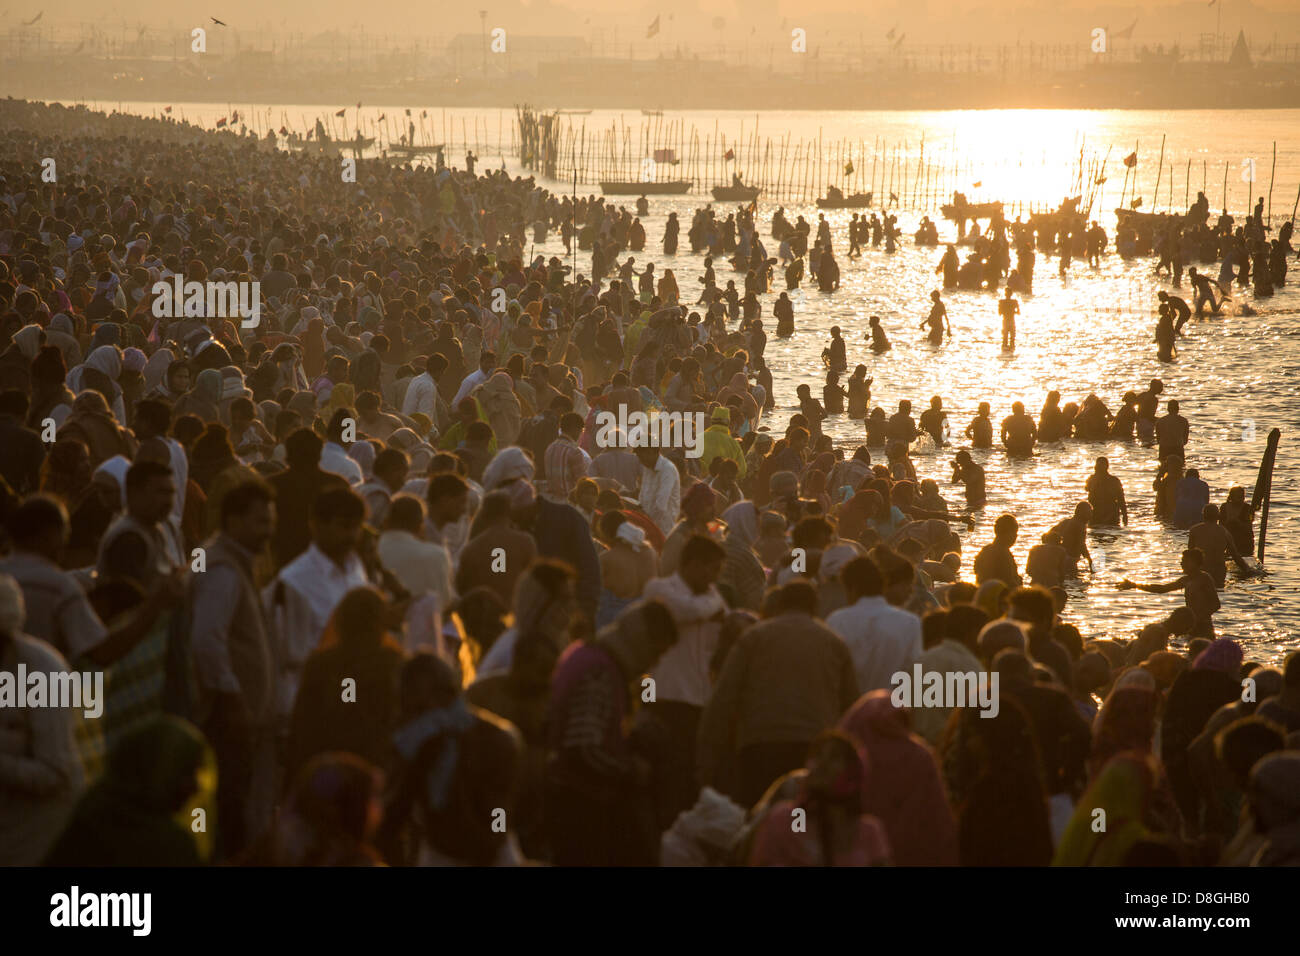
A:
<box><xmin>1222</xmin><ymin>161</ymin><xmax>1229</xmax><ymax>215</ymax></box>
<box><xmin>1153</xmin><ymin>134</ymin><xmax>1166</xmax><ymax>212</ymax></box>
<box><xmin>1267</xmin><ymin>141</ymin><xmax>1277</xmax><ymax>226</ymax></box>
<box><xmin>871</xmin><ymin>137</ymin><xmax>879</xmax><ymax>202</ymax></box>
<box><xmin>915</xmin><ymin>134</ymin><xmax>924</xmax><ymax>208</ymax></box>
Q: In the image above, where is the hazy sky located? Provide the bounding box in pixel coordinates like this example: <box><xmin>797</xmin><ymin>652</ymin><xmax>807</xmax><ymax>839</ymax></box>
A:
<box><xmin>25</xmin><ymin>1</ymin><xmax>1300</xmax><ymax>46</ymax></box>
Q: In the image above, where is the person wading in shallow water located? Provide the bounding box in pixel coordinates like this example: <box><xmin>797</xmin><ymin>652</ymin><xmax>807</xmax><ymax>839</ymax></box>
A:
<box><xmin>998</xmin><ymin>288</ymin><xmax>1020</xmax><ymax>351</ymax></box>
<box><xmin>920</xmin><ymin>291</ymin><xmax>951</xmax><ymax>345</ymax></box>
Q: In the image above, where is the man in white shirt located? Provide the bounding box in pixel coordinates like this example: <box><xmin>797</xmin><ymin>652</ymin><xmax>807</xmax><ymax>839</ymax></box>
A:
<box><xmin>451</xmin><ymin>350</ymin><xmax>497</xmax><ymax>407</ymax></box>
<box><xmin>643</xmin><ymin>536</ymin><xmax>728</xmax><ymax>825</ymax></box>
<box><xmin>636</xmin><ymin>446</ymin><xmax>681</xmax><ymax>536</ymax></box>
<box><xmin>827</xmin><ymin>554</ymin><xmax>922</xmax><ymax>694</ymax></box>
<box><xmin>377</xmin><ymin>494</ymin><xmax>454</xmax><ymax>608</ymax></box>
<box><xmin>265</xmin><ymin>487</ymin><xmax>370</xmax><ymax>717</ymax></box>
<box><xmin>319</xmin><ymin>410</ymin><xmax>363</xmax><ymax>486</ymax></box>
<box><xmin>401</xmin><ymin>354</ymin><xmax>440</xmax><ymax>417</ymax></box>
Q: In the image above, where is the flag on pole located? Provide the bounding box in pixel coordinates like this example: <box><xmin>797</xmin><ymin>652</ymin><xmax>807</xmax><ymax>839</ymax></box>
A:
<box><xmin>335</xmin><ymin>108</ymin><xmax>347</xmax><ymax>118</ymax></box>
<box><xmin>1131</xmin><ymin>197</ymin><xmax>1143</xmax><ymax>209</ymax></box>
<box><xmin>1123</xmin><ymin>151</ymin><xmax>1138</xmax><ymax>168</ymax></box>
<box><xmin>215</xmin><ymin>117</ymin><xmax>228</xmax><ymax>128</ymax></box>
<box><xmin>164</xmin><ymin>105</ymin><xmax>172</xmax><ymax>113</ymax></box>
<box><xmin>844</xmin><ymin>161</ymin><xmax>854</xmax><ymax>175</ymax></box>
<box><xmin>724</xmin><ymin>148</ymin><xmax>735</xmax><ymax>161</ymax></box>
<box><xmin>647</xmin><ymin>15</ymin><xmax>660</xmax><ymax>38</ymax></box>
<box><xmin>973</xmin><ymin>181</ymin><xmax>982</xmax><ymax>188</ymax></box>
<box><xmin>1113</xmin><ymin>18</ymin><xmax>1138</xmax><ymax>40</ymax></box>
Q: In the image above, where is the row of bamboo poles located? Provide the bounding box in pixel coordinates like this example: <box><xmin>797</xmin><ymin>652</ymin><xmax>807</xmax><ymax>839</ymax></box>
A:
<box><xmin>517</xmin><ymin>109</ymin><xmax>1296</xmax><ymax>222</ymax></box>
<box><xmin>172</xmin><ymin>101</ymin><xmax>1296</xmax><ymax>224</ymax></box>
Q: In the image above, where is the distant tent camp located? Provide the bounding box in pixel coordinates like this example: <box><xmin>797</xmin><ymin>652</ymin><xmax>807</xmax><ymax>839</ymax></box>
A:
<box><xmin>1229</xmin><ymin>30</ymin><xmax>1252</xmax><ymax>68</ymax></box>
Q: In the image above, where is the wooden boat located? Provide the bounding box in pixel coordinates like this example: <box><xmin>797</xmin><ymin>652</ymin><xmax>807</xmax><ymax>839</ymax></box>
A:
<box><xmin>300</xmin><ymin>136</ymin><xmax>375</xmax><ymax>155</ymax></box>
<box><xmin>641</xmin><ymin>109</ymin><xmax>664</xmax><ymax>117</ymax></box>
<box><xmin>600</xmin><ymin>180</ymin><xmax>691</xmax><ymax>195</ymax></box>
<box><xmin>816</xmin><ymin>191</ymin><xmax>872</xmax><ymax>209</ymax></box>
<box><xmin>387</xmin><ymin>143</ymin><xmax>444</xmax><ymax>157</ymax></box>
<box><xmin>556</xmin><ymin>109</ymin><xmax>592</xmax><ymax>115</ymax></box>
<box><xmin>941</xmin><ymin>201</ymin><xmax>1003</xmax><ymax>221</ymax></box>
<box><xmin>1114</xmin><ymin>208</ymin><xmax>1186</xmax><ymax>230</ymax></box>
<box><xmin>712</xmin><ymin>185</ymin><xmax>761</xmax><ymax>202</ymax></box>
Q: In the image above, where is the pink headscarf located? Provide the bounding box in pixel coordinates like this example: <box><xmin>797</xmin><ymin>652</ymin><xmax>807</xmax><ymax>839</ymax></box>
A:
<box><xmin>838</xmin><ymin>690</ymin><xmax>959</xmax><ymax>866</ymax></box>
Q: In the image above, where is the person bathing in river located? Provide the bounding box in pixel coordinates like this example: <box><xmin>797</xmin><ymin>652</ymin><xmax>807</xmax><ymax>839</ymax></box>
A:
<box><xmin>846</xmin><ymin>366</ymin><xmax>872</xmax><ymax>419</ymax></box>
<box><xmin>997</xmin><ymin>288</ymin><xmax>1020</xmax><ymax>352</ymax></box>
<box><xmin>1000</xmin><ymin>401</ymin><xmax>1037</xmax><ymax>458</ymax></box>
<box><xmin>1189</xmin><ymin>268</ymin><xmax>1223</xmax><ymax>317</ymax></box>
<box><xmin>867</xmin><ymin>316</ymin><xmax>891</xmax><ymax>354</ymax></box>
<box><xmin>1085</xmin><ymin>457</ymin><xmax>1128</xmax><ymax>527</ymax></box>
<box><xmin>1118</xmin><ymin>548</ymin><xmax>1220</xmax><ymax>638</ymax></box>
<box><xmin>822</xmin><ymin>327</ymin><xmax>847</xmax><ymax>372</ymax></box>
<box><xmin>920</xmin><ymin>291</ymin><xmax>950</xmax><ymax>345</ymax></box>
<box><xmin>965</xmin><ymin>402</ymin><xmax>993</xmax><ymax>449</ymax></box>
<box><xmin>824</xmin><ymin>370</ymin><xmax>847</xmax><ymax>415</ymax></box>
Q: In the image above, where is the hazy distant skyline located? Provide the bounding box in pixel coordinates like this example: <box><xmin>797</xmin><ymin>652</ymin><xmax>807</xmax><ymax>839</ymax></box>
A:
<box><xmin>18</xmin><ymin>0</ymin><xmax>1300</xmax><ymax>46</ymax></box>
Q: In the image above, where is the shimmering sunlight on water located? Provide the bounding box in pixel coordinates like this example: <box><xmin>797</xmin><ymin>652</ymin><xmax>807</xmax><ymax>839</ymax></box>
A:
<box><xmin>102</xmin><ymin>102</ymin><xmax>1300</xmax><ymax>661</ymax></box>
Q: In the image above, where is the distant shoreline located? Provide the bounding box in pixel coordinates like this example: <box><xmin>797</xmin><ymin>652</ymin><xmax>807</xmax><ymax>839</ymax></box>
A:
<box><xmin>8</xmin><ymin>68</ymin><xmax>1300</xmax><ymax>111</ymax></box>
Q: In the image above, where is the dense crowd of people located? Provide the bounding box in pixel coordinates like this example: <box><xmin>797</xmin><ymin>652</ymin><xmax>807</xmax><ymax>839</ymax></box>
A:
<box><xmin>1</xmin><ymin>99</ymin><xmax>1297</xmax><ymax>868</ymax></box>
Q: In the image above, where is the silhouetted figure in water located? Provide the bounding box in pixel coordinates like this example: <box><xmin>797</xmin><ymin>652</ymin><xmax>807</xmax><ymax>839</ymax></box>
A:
<box><xmin>465</xmin><ymin>150</ymin><xmax>477</xmax><ymax>175</ymax></box>
<box><xmin>1001</xmin><ymin>401</ymin><xmax>1037</xmax><ymax>458</ymax></box>
<box><xmin>774</xmin><ymin>292</ymin><xmax>794</xmax><ymax>337</ymax></box>
<box><xmin>637</xmin><ymin>196</ymin><xmax>650</xmax><ymax>216</ymax></box>
<box><xmin>818</xmin><ymin>249</ymin><xmax>841</xmax><ymax>292</ymax></box>
<box><xmin>920</xmin><ymin>291</ymin><xmax>950</xmax><ymax>345</ymax></box>
<box><xmin>785</xmin><ymin>255</ymin><xmax>803</xmax><ymax>290</ymax></box>
<box><xmin>846</xmin><ymin>366</ymin><xmax>872</xmax><ymax>419</ymax></box>
<box><xmin>824</xmin><ymin>369</ymin><xmax>846</xmax><ymax>414</ymax></box>
<box><xmin>1189</xmin><ymin>268</ymin><xmax>1222</xmax><ymax>316</ymax></box>
<box><xmin>822</xmin><ymin>326</ymin><xmax>847</xmax><ymax>372</ymax></box>
<box><xmin>1155</xmin><ymin>303</ymin><xmax>1178</xmax><ymax>362</ymax></box>
<box><xmin>965</xmin><ymin>402</ymin><xmax>993</xmax><ymax>448</ymax></box>
<box><xmin>1157</xmin><ymin>290</ymin><xmax>1192</xmax><ymax>335</ymax></box>
<box><xmin>998</xmin><ymin>288</ymin><xmax>1019</xmax><ymax>351</ymax></box>
<box><xmin>1118</xmin><ymin>548</ymin><xmax>1220</xmax><ymax>638</ymax></box>
<box><xmin>1086</xmin><ymin>457</ymin><xmax>1128</xmax><ymax>526</ymax></box>
<box><xmin>663</xmin><ymin>212</ymin><xmax>679</xmax><ymax>255</ymax></box>
<box><xmin>867</xmin><ymin>316</ymin><xmax>891</xmax><ymax>354</ymax></box>
<box><xmin>951</xmin><ymin>449</ymin><xmax>987</xmax><ymax>508</ymax></box>
<box><xmin>919</xmin><ymin>396</ymin><xmax>948</xmax><ymax>445</ymax></box>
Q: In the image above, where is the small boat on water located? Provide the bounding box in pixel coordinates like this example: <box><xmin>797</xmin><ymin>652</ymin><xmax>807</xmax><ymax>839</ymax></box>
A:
<box><xmin>556</xmin><ymin>109</ymin><xmax>592</xmax><ymax>115</ymax></box>
<box><xmin>600</xmin><ymin>180</ymin><xmax>691</xmax><ymax>195</ymax></box>
<box><xmin>386</xmin><ymin>143</ymin><xmax>444</xmax><ymax>157</ymax></box>
<box><xmin>642</xmin><ymin>109</ymin><xmax>664</xmax><ymax>117</ymax></box>
<box><xmin>1114</xmin><ymin>208</ymin><xmax>1186</xmax><ymax>229</ymax></box>
<box><xmin>941</xmin><ymin>201</ymin><xmax>1003</xmax><ymax>221</ymax></box>
<box><xmin>712</xmin><ymin>185</ymin><xmax>762</xmax><ymax>202</ymax></box>
<box><xmin>816</xmin><ymin>191</ymin><xmax>872</xmax><ymax>209</ymax></box>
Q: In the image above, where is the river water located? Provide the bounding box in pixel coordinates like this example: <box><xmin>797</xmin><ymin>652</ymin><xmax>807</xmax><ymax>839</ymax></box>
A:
<box><xmin>99</xmin><ymin>102</ymin><xmax>1300</xmax><ymax>662</ymax></box>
